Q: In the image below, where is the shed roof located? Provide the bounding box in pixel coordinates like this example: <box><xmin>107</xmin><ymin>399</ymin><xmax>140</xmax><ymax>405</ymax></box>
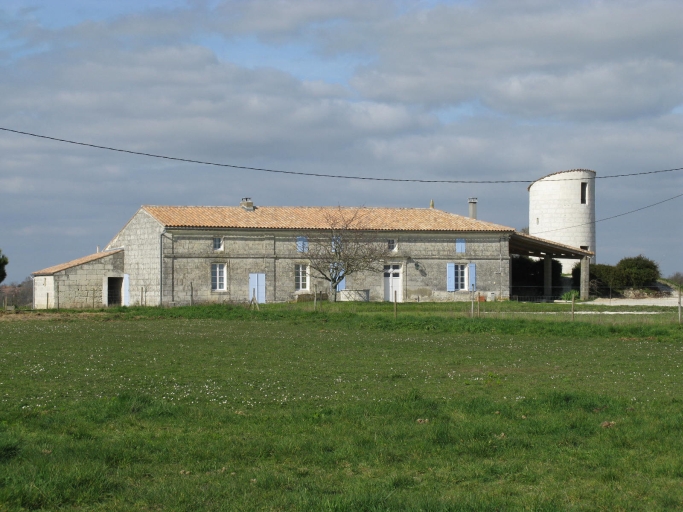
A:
<box><xmin>141</xmin><ymin>205</ymin><xmax>515</xmax><ymax>232</ymax></box>
<box><xmin>33</xmin><ymin>249</ymin><xmax>123</xmax><ymax>276</ymax></box>
<box><xmin>509</xmin><ymin>232</ymin><xmax>594</xmax><ymax>259</ymax></box>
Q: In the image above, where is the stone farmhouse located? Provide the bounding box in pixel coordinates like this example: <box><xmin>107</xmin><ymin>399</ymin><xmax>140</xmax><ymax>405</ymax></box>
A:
<box><xmin>32</xmin><ymin>198</ymin><xmax>593</xmax><ymax>308</ymax></box>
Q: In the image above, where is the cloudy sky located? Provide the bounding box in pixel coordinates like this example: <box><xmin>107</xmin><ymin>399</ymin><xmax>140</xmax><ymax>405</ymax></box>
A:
<box><xmin>1</xmin><ymin>0</ymin><xmax>681</xmax><ymax>283</ymax></box>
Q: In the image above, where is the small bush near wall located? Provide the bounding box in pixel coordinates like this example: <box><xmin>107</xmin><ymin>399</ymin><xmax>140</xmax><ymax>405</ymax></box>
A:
<box><xmin>573</xmin><ymin>255</ymin><xmax>661</xmax><ymax>296</ymax></box>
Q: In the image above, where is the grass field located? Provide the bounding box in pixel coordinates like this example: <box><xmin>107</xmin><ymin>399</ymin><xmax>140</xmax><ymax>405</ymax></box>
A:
<box><xmin>1</xmin><ymin>303</ymin><xmax>682</xmax><ymax>510</ymax></box>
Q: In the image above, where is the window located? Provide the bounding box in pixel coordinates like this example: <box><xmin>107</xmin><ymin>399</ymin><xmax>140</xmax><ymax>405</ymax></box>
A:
<box><xmin>581</xmin><ymin>182</ymin><xmax>587</xmax><ymax>204</ymax></box>
<box><xmin>447</xmin><ymin>263</ymin><xmax>466</xmax><ymax>291</ymax></box>
<box><xmin>295</xmin><ymin>264</ymin><xmax>309</xmax><ymax>291</ymax></box>
<box><xmin>211</xmin><ymin>263</ymin><xmax>226</xmax><ymax>291</ymax></box>
<box><xmin>213</xmin><ymin>237</ymin><xmax>223</xmax><ymax>251</ymax></box>
<box><xmin>580</xmin><ymin>245</ymin><xmax>589</xmax><ymax>251</ymax></box>
<box><xmin>455</xmin><ymin>239</ymin><xmax>466</xmax><ymax>253</ymax></box>
<box><xmin>296</xmin><ymin>236</ymin><xmax>309</xmax><ymax>253</ymax></box>
<box><xmin>388</xmin><ymin>239</ymin><xmax>396</xmax><ymax>251</ymax></box>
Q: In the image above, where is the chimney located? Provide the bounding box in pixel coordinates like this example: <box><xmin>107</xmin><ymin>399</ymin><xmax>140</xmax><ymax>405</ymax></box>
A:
<box><xmin>468</xmin><ymin>198</ymin><xmax>478</xmax><ymax>219</ymax></box>
<box><xmin>240</xmin><ymin>197</ymin><xmax>254</xmax><ymax>211</ymax></box>
<box><xmin>429</xmin><ymin>199</ymin><xmax>434</xmax><ymax>209</ymax></box>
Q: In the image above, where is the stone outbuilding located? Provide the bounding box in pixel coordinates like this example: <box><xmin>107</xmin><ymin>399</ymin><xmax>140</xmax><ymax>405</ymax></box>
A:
<box><xmin>32</xmin><ymin>199</ymin><xmax>593</xmax><ymax>308</ymax></box>
<box><xmin>33</xmin><ymin>250</ymin><xmax>125</xmax><ymax>309</ymax></box>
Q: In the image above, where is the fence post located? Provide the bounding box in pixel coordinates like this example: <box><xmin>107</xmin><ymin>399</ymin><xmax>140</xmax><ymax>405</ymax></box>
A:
<box><xmin>571</xmin><ymin>293</ymin><xmax>575</xmax><ymax>322</ymax></box>
<box><xmin>190</xmin><ymin>282</ymin><xmax>194</xmax><ymax>306</ymax></box>
<box><xmin>47</xmin><ymin>293</ymin><xmax>49</xmax><ymax>310</ymax></box>
<box><xmin>314</xmin><ymin>284</ymin><xmax>317</xmax><ymax>312</ymax></box>
<box><xmin>678</xmin><ymin>286</ymin><xmax>681</xmax><ymax>325</ymax></box>
<box><xmin>470</xmin><ymin>287</ymin><xmax>474</xmax><ymax>318</ymax></box>
<box><xmin>252</xmin><ymin>288</ymin><xmax>259</xmax><ymax>311</ymax></box>
<box><xmin>477</xmin><ymin>292</ymin><xmax>480</xmax><ymax>318</ymax></box>
<box><xmin>394</xmin><ymin>290</ymin><xmax>397</xmax><ymax>320</ymax></box>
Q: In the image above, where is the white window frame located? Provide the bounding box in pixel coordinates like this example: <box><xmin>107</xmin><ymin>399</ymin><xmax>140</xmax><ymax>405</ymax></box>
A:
<box><xmin>211</xmin><ymin>263</ymin><xmax>226</xmax><ymax>291</ymax></box>
<box><xmin>294</xmin><ymin>264</ymin><xmax>310</xmax><ymax>292</ymax></box>
<box><xmin>213</xmin><ymin>237</ymin><xmax>224</xmax><ymax>251</ymax></box>
<box><xmin>447</xmin><ymin>263</ymin><xmax>468</xmax><ymax>291</ymax></box>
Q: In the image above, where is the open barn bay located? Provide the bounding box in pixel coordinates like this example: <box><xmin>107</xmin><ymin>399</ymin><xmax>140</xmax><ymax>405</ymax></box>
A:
<box><xmin>1</xmin><ymin>305</ymin><xmax>682</xmax><ymax>510</ymax></box>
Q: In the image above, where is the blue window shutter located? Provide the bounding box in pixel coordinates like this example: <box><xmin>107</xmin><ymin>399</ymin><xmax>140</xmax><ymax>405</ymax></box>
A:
<box><xmin>257</xmin><ymin>273</ymin><xmax>266</xmax><ymax>303</ymax></box>
<box><xmin>456</xmin><ymin>239</ymin><xmax>466</xmax><ymax>253</ymax></box>
<box><xmin>297</xmin><ymin>236</ymin><xmax>308</xmax><ymax>253</ymax></box>
<box><xmin>447</xmin><ymin>263</ymin><xmax>455</xmax><ymax>292</ymax></box>
<box><xmin>337</xmin><ymin>276</ymin><xmax>346</xmax><ymax>292</ymax></box>
<box><xmin>468</xmin><ymin>263</ymin><xmax>476</xmax><ymax>291</ymax></box>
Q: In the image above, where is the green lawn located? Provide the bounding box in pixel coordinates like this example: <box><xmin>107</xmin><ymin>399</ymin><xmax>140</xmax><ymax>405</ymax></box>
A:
<box><xmin>1</xmin><ymin>304</ymin><xmax>682</xmax><ymax>510</ymax></box>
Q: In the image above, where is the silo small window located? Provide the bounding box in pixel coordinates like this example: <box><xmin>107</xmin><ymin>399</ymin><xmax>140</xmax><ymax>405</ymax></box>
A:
<box><xmin>581</xmin><ymin>183</ymin><xmax>587</xmax><ymax>204</ymax></box>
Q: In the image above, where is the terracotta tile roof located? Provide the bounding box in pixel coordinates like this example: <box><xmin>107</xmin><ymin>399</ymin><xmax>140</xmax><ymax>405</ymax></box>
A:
<box><xmin>142</xmin><ymin>205</ymin><xmax>515</xmax><ymax>232</ymax></box>
<box><xmin>33</xmin><ymin>249</ymin><xmax>123</xmax><ymax>276</ymax></box>
<box><xmin>528</xmin><ymin>169</ymin><xmax>596</xmax><ymax>191</ymax></box>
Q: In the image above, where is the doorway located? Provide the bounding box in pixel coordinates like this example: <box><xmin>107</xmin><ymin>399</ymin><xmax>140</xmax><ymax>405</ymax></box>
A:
<box><xmin>107</xmin><ymin>277</ymin><xmax>123</xmax><ymax>306</ymax></box>
<box><xmin>248</xmin><ymin>273</ymin><xmax>266</xmax><ymax>303</ymax></box>
<box><xmin>384</xmin><ymin>264</ymin><xmax>402</xmax><ymax>302</ymax></box>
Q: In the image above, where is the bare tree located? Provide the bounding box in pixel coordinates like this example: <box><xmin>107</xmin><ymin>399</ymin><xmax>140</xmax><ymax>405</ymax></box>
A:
<box><xmin>304</xmin><ymin>207</ymin><xmax>390</xmax><ymax>301</ymax></box>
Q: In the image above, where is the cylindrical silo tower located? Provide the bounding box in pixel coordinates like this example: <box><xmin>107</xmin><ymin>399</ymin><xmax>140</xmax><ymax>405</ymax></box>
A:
<box><xmin>528</xmin><ymin>169</ymin><xmax>596</xmax><ymax>274</ymax></box>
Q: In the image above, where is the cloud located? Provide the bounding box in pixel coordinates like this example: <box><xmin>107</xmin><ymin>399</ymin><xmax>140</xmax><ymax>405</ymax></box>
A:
<box><xmin>347</xmin><ymin>0</ymin><xmax>683</xmax><ymax>120</ymax></box>
<box><xmin>0</xmin><ymin>0</ymin><xmax>681</xmax><ymax>283</ymax></box>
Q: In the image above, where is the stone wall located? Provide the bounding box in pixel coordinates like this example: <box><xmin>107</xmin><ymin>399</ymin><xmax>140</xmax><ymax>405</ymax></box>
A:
<box><xmin>42</xmin><ymin>251</ymin><xmax>125</xmax><ymax>309</ymax></box>
<box><xmin>162</xmin><ymin>229</ymin><xmax>510</xmax><ymax>304</ymax></box>
<box><xmin>33</xmin><ymin>275</ymin><xmax>54</xmax><ymax>309</ymax></box>
<box><xmin>106</xmin><ymin>209</ymin><xmax>164</xmax><ymax>306</ymax></box>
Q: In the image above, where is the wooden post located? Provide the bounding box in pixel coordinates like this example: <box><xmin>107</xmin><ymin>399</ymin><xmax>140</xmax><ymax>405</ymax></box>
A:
<box><xmin>252</xmin><ymin>288</ymin><xmax>259</xmax><ymax>311</ymax></box>
<box><xmin>190</xmin><ymin>282</ymin><xmax>194</xmax><ymax>306</ymax></box>
<box><xmin>470</xmin><ymin>285</ymin><xmax>474</xmax><ymax>318</ymax></box>
<box><xmin>571</xmin><ymin>293</ymin><xmax>575</xmax><ymax>322</ymax></box>
<box><xmin>477</xmin><ymin>292</ymin><xmax>480</xmax><ymax>318</ymax></box>
<box><xmin>394</xmin><ymin>290</ymin><xmax>397</xmax><ymax>320</ymax></box>
<box><xmin>92</xmin><ymin>291</ymin><xmax>95</xmax><ymax>309</ymax></box>
<box><xmin>314</xmin><ymin>284</ymin><xmax>317</xmax><ymax>312</ymax></box>
<box><xmin>678</xmin><ymin>286</ymin><xmax>681</xmax><ymax>325</ymax></box>
<box><xmin>47</xmin><ymin>293</ymin><xmax>49</xmax><ymax>310</ymax></box>
<box><xmin>140</xmin><ymin>287</ymin><xmax>143</xmax><ymax>307</ymax></box>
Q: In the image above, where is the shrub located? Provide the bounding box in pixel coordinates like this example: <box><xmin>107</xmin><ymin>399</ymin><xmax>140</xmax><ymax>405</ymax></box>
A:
<box><xmin>616</xmin><ymin>255</ymin><xmax>660</xmax><ymax>288</ymax></box>
<box><xmin>561</xmin><ymin>290</ymin><xmax>579</xmax><ymax>301</ymax></box>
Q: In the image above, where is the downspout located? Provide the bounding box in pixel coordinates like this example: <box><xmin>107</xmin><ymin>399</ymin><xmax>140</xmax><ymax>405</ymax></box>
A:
<box><xmin>159</xmin><ymin>229</ymin><xmax>166</xmax><ymax>306</ymax></box>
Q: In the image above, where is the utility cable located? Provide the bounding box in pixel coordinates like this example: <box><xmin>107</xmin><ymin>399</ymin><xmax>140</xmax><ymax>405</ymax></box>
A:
<box><xmin>1</xmin><ymin>126</ymin><xmax>682</xmax><ymax>184</ymax></box>
<box><xmin>530</xmin><ymin>192</ymin><xmax>683</xmax><ymax>235</ymax></box>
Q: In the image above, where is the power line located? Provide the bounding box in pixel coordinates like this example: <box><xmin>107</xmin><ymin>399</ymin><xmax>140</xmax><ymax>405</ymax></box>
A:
<box><xmin>1</xmin><ymin>126</ymin><xmax>682</xmax><ymax>184</ymax></box>
<box><xmin>531</xmin><ymin>192</ymin><xmax>683</xmax><ymax>235</ymax></box>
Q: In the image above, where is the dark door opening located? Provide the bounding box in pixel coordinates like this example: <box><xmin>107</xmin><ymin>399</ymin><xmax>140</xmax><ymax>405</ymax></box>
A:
<box><xmin>108</xmin><ymin>277</ymin><xmax>123</xmax><ymax>306</ymax></box>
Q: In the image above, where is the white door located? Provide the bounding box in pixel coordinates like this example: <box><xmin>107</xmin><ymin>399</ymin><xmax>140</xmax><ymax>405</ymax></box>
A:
<box><xmin>384</xmin><ymin>264</ymin><xmax>402</xmax><ymax>302</ymax></box>
<box><xmin>248</xmin><ymin>273</ymin><xmax>266</xmax><ymax>303</ymax></box>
